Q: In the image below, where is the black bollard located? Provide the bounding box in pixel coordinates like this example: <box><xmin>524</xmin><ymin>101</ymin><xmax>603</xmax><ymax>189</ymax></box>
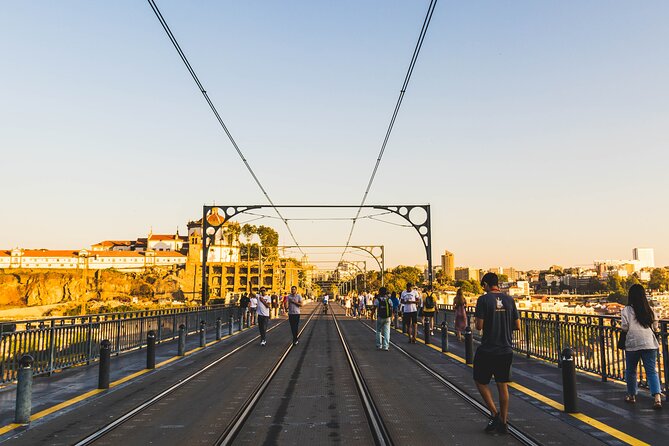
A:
<box><xmin>561</xmin><ymin>348</ymin><xmax>578</xmax><ymax>413</ymax></box>
<box><xmin>424</xmin><ymin>319</ymin><xmax>431</xmax><ymax>345</ymax></box>
<box><xmin>199</xmin><ymin>320</ymin><xmax>206</xmax><ymax>347</ymax></box>
<box><xmin>147</xmin><ymin>330</ymin><xmax>156</xmax><ymax>369</ymax></box>
<box><xmin>229</xmin><ymin>313</ymin><xmax>234</xmax><ymax>336</ymax></box>
<box><xmin>464</xmin><ymin>327</ymin><xmax>473</xmax><ymax>364</ymax></box>
<box><xmin>98</xmin><ymin>340</ymin><xmax>111</xmax><ymax>389</ymax></box>
<box><xmin>441</xmin><ymin>321</ymin><xmax>448</xmax><ymax>352</ymax></box>
<box><xmin>216</xmin><ymin>317</ymin><xmax>222</xmax><ymax>340</ymax></box>
<box><xmin>177</xmin><ymin>324</ymin><xmax>186</xmax><ymax>356</ymax></box>
<box><xmin>15</xmin><ymin>355</ymin><xmax>34</xmax><ymax>424</ymax></box>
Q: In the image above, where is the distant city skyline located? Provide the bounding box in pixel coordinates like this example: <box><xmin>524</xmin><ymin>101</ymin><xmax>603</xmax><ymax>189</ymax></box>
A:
<box><xmin>1</xmin><ymin>2</ymin><xmax>668</xmax><ymax>269</ymax></box>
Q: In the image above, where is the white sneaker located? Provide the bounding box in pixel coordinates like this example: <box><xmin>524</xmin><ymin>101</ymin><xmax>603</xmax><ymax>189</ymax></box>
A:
<box><xmin>261</xmin><ymin>340</ymin><xmax>266</xmax><ymax>346</ymax></box>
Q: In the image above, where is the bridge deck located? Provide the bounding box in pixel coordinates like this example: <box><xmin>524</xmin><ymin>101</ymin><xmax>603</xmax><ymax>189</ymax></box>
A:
<box><xmin>0</xmin><ymin>303</ymin><xmax>663</xmax><ymax>445</ymax></box>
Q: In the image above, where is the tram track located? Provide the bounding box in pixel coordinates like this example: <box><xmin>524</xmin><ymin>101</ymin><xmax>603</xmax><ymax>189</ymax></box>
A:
<box><xmin>214</xmin><ymin>306</ymin><xmax>320</xmax><ymax>445</ymax></box>
<box><xmin>356</xmin><ymin>317</ymin><xmax>543</xmax><ymax>446</ymax></box>
<box><xmin>72</xmin><ymin>306</ymin><xmax>320</xmax><ymax>446</ymax></box>
<box><xmin>331</xmin><ymin>309</ymin><xmax>394</xmax><ymax>446</ymax></box>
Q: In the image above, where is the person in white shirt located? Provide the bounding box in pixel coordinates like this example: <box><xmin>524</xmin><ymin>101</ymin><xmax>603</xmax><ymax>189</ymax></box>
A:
<box><xmin>400</xmin><ymin>283</ymin><xmax>421</xmax><ymax>343</ymax></box>
<box><xmin>286</xmin><ymin>286</ymin><xmax>303</xmax><ymax>345</ymax></box>
<box><xmin>257</xmin><ymin>288</ymin><xmax>271</xmax><ymax>346</ymax></box>
<box><xmin>248</xmin><ymin>293</ymin><xmax>258</xmax><ymax>326</ymax></box>
<box><xmin>621</xmin><ymin>284</ymin><xmax>662</xmax><ymax>409</ymax></box>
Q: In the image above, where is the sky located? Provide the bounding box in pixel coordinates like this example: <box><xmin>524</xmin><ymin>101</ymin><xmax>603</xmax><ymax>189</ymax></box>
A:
<box><xmin>1</xmin><ymin>1</ymin><xmax>668</xmax><ymax>271</ymax></box>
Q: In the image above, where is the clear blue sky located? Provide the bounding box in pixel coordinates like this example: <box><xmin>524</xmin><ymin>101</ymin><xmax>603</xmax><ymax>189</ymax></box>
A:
<box><xmin>1</xmin><ymin>1</ymin><xmax>668</xmax><ymax>270</ymax></box>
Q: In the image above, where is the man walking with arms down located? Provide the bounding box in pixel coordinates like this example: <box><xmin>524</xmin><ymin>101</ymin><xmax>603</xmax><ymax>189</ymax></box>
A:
<box><xmin>257</xmin><ymin>288</ymin><xmax>271</xmax><ymax>346</ymax></box>
<box><xmin>286</xmin><ymin>286</ymin><xmax>303</xmax><ymax>345</ymax></box>
<box><xmin>474</xmin><ymin>273</ymin><xmax>520</xmax><ymax>435</ymax></box>
<box><xmin>374</xmin><ymin>287</ymin><xmax>392</xmax><ymax>350</ymax></box>
<box><xmin>401</xmin><ymin>283</ymin><xmax>420</xmax><ymax>343</ymax></box>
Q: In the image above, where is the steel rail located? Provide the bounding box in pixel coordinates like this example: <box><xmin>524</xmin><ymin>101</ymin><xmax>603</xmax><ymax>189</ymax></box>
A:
<box><xmin>357</xmin><ymin>318</ymin><xmax>542</xmax><ymax>446</ymax></box>
<box><xmin>214</xmin><ymin>304</ymin><xmax>321</xmax><ymax>445</ymax></box>
<box><xmin>72</xmin><ymin>316</ymin><xmax>292</xmax><ymax>446</ymax></box>
<box><xmin>331</xmin><ymin>310</ymin><xmax>394</xmax><ymax>446</ymax></box>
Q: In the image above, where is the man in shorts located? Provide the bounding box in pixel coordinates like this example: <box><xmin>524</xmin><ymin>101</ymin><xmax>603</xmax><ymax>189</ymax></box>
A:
<box><xmin>400</xmin><ymin>283</ymin><xmax>420</xmax><ymax>343</ymax></box>
<box><xmin>474</xmin><ymin>272</ymin><xmax>520</xmax><ymax>435</ymax></box>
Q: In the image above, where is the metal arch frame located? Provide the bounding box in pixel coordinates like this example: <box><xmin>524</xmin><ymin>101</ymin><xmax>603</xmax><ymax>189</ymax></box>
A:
<box><xmin>337</xmin><ymin>260</ymin><xmax>368</xmax><ymax>295</ymax></box>
<box><xmin>277</xmin><ymin>245</ymin><xmax>384</xmax><ymax>286</ymax></box>
<box><xmin>201</xmin><ymin>204</ymin><xmax>432</xmax><ymax>304</ymax></box>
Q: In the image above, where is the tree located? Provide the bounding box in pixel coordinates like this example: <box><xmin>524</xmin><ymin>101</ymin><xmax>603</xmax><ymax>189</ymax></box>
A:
<box><xmin>455</xmin><ymin>280</ymin><xmax>473</xmax><ymax>294</ymax></box>
<box><xmin>649</xmin><ymin>268</ymin><xmax>669</xmax><ymax>292</ymax></box>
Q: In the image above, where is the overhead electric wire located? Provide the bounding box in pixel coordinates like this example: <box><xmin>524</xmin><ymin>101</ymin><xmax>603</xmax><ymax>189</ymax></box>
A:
<box><xmin>339</xmin><ymin>0</ymin><xmax>438</xmax><ymax>262</ymax></box>
<box><xmin>146</xmin><ymin>0</ymin><xmax>304</xmax><ymax>255</ymax></box>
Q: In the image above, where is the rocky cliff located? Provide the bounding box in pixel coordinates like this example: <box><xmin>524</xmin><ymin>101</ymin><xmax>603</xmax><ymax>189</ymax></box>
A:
<box><xmin>0</xmin><ymin>268</ymin><xmax>187</xmax><ymax>309</ymax></box>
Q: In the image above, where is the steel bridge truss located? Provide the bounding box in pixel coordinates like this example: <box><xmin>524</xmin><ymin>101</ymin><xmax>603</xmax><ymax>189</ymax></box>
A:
<box><xmin>200</xmin><ymin>204</ymin><xmax>432</xmax><ymax>304</ymax></box>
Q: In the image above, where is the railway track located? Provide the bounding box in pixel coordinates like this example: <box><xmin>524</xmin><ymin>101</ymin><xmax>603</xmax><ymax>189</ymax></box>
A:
<box><xmin>356</xmin><ymin>317</ymin><xmax>543</xmax><ymax>446</ymax></box>
<box><xmin>73</xmin><ymin>306</ymin><xmax>319</xmax><ymax>446</ymax></box>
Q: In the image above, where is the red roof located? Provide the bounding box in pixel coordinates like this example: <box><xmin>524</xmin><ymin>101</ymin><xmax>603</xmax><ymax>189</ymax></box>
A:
<box><xmin>148</xmin><ymin>234</ymin><xmax>178</xmax><ymax>241</ymax></box>
<box><xmin>21</xmin><ymin>250</ymin><xmax>80</xmax><ymax>258</ymax></box>
<box><xmin>93</xmin><ymin>240</ymin><xmax>133</xmax><ymax>247</ymax></box>
<box><xmin>0</xmin><ymin>251</ymin><xmax>10</xmax><ymax>257</ymax></box>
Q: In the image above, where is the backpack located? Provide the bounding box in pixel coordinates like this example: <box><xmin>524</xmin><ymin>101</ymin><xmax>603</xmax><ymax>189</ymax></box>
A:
<box><xmin>377</xmin><ymin>296</ymin><xmax>392</xmax><ymax>319</ymax></box>
<box><xmin>424</xmin><ymin>293</ymin><xmax>436</xmax><ymax>311</ymax></box>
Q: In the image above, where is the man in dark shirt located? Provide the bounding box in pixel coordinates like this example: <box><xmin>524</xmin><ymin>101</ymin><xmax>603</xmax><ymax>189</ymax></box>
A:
<box><xmin>474</xmin><ymin>272</ymin><xmax>520</xmax><ymax>435</ymax></box>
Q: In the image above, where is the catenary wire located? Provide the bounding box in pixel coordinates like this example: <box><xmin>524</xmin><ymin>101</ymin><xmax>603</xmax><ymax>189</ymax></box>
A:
<box><xmin>145</xmin><ymin>0</ymin><xmax>304</xmax><ymax>255</ymax></box>
<box><xmin>339</xmin><ymin>0</ymin><xmax>438</xmax><ymax>263</ymax></box>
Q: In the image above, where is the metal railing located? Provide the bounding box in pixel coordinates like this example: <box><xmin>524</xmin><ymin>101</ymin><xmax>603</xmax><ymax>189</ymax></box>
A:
<box><xmin>0</xmin><ymin>305</ymin><xmax>241</xmax><ymax>384</ymax></box>
<box><xmin>436</xmin><ymin>305</ymin><xmax>669</xmax><ymax>395</ymax></box>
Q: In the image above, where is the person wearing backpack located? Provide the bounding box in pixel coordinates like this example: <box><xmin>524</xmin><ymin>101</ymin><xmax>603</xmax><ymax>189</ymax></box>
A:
<box><xmin>422</xmin><ymin>285</ymin><xmax>436</xmax><ymax>336</ymax></box>
<box><xmin>374</xmin><ymin>287</ymin><xmax>392</xmax><ymax>350</ymax></box>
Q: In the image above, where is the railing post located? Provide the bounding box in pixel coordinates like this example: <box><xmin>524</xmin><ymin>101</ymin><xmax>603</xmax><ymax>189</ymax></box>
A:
<box><xmin>441</xmin><ymin>321</ymin><xmax>448</xmax><ymax>352</ymax></box>
<box><xmin>229</xmin><ymin>312</ymin><xmax>234</xmax><ymax>336</ymax></box>
<box><xmin>216</xmin><ymin>317</ymin><xmax>222</xmax><ymax>340</ymax></box>
<box><xmin>661</xmin><ymin>321</ymin><xmax>669</xmax><ymax>401</ymax></box>
<box><xmin>524</xmin><ymin>318</ymin><xmax>531</xmax><ymax>359</ymax></box>
<box><xmin>14</xmin><ymin>355</ymin><xmax>33</xmax><ymax>424</ymax></box>
<box><xmin>157</xmin><ymin>315</ymin><xmax>163</xmax><ymax>343</ymax></box>
<box><xmin>598</xmin><ymin>317</ymin><xmax>608</xmax><ymax>382</ymax></box>
<box><xmin>464</xmin><ymin>327</ymin><xmax>473</xmax><ymax>364</ymax></box>
<box><xmin>555</xmin><ymin>320</ymin><xmax>562</xmax><ymax>368</ymax></box>
<box><xmin>47</xmin><ymin>320</ymin><xmax>56</xmax><ymax>376</ymax></box>
<box><xmin>115</xmin><ymin>317</ymin><xmax>122</xmax><ymax>356</ymax></box>
<box><xmin>172</xmin><ymin>313</ymin><xmax>177</xmax><ymax>340</ymax></box>
<box><xmin>178</xmin><ymin>324</ymin><xmax>186</xmax><ymax>356</ymax></box>
<box><xmin>98</xmin><ymin>340</ymin><xmax>111</xmax><ymax>389</ymax></box>
<box><xmin>86</xmin><ymin>316</ymin><xmax>93</xmax><ymax>365</ymax></box>
<box><xmin>199</xmin><ymin>320</ymin><xmax>206</xmax><ymax>348</ymax></box>
<box><xmin>561</xmin><ymin>347</ymin><xmax>578</xmax><ymax>413</ymax></box>
<box><xmin>147</xmin><ymin>331</ymin><xmax>156</xmax><ymax>369</ymax></box>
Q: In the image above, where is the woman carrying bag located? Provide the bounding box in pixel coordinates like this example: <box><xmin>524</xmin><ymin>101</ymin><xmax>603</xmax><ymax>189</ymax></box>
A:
<box><xmin>621</xmin><ymin>284</ymin><xmax>662</xmax><ymax>409</ymax></box>
<box><xmin>453</xmin><ymin>288</ymin><xmax>468</xmax><ymax>341</ymax></box>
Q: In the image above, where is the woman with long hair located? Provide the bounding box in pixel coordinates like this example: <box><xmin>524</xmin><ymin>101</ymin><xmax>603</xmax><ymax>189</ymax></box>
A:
<box><xmin>621</xmin><ymin>284</ymin><xmax>662</xmax><ymax>409</ymax></box>
<box><xmin>453</xmin><ymin>288</ymin><xmax>468</xmax><ymax>341</ymax></box>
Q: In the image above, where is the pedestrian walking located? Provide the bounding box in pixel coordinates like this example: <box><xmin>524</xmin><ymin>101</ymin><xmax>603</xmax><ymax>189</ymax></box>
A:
<box><xmin>345</xmin><ymin>296</ymin><xmax>352</xmax><ymax>316</ymax></box>
<box><xmin>474</xmin><ymin>273</ymin><xmax>520</xmax><ymax>435</ymax></box>
<box><xmin>365</xmin><ymin>293</ymin><xmax>375</xmax><ymax>319</ymax></box>
<box><xmin>358</xmin><ymin>294</ymin><xmax>366</xmax><ymax>318</ymax></box>
<box><xmin>390</xmin><ymin>291</ymin><xmax>400</xmax><ymax>328</ymax></box>
<box><xmin>287</xmin><ymin>286</ymin><xmax>303</xmax><ymax>345</ymax></box>
<box><xmin>375</xmin><ymin>287</ymin><xmax>392</xmax><ymax>350</ymax></box>
<box><xmin>249</xmin><ymin>292</ymin><xmax>258</xmax><ymax>325</ymax></box>
<box><xmin>621</xmin><ymin>284</ymin><xmax>662</xmax><ymax>409</ymax></box>
<box><xmin>422</xmin><ymin>285</ymin><xmax>436</xmax><ymax>336</ymax></box>
<box><xmin>454</xmin><ymin>288</ymin><xmax>468</xmax><ymax>341</ymax></box>
<box><xmin>271</xmin><ymin>293</ymin><xmax>279</xmax><ymax>319</ymax></box>
<box><xmin>239</xmin><ymin>293</ymin><xmax>250</xmax><ymax>327</ymax></box>
<box><xmin>401</xmin><ymin>283</ymin><xmax>420</xmax><ymax>343</ymax></box>
<box><xmin>257</xmin><ymin>288</ymin><xmax>271</xmax><ymax>346</ymax></box>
